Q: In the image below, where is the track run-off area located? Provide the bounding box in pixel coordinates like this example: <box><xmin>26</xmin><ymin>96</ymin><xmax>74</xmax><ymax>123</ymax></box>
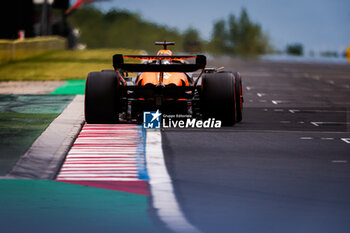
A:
<box><xmin>0</xmin><ymin>58</ymin><xmax>350</xmax><ymax>233</ymax></box>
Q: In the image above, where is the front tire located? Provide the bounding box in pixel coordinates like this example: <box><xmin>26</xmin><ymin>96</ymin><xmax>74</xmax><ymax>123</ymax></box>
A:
<box><xmin>201</xmin><ymin>72</ymin><xmax>236</xmax><ymax>126</ymax></box>
<box><xmin>85</xmin><ymin>71</ymin><xmax>120</xmax><ymax>124</ymax></box>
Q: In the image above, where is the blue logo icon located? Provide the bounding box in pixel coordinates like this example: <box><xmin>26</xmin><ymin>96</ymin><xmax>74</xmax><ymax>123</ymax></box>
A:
<box><xmin>143</xmin><ymin>110</ymin><xmax>161</xmax><ymax>129</ymax></box>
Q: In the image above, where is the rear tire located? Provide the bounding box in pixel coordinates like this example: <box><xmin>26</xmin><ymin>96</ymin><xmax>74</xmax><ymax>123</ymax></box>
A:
<box><xmin>85</xmin><ymin>71</ymin><xmax>120</xmax><ymax>124</ymax></box>
<box><xmin>234</xmin><ymin>72</ymin><xmax>243</xmax><ymax>122</ymax></box>
<box><xmin>201</xmin><ymin>72</ymin><xmax>236</xmax><ymax>126</ymax></box>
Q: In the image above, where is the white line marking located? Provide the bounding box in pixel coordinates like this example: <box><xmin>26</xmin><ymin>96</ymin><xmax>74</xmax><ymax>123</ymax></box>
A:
<box><xmin>331</xmin><ymin>160</ymin><xmax>348</xmax><ymax>163</ymax></box>
<box><xmin>311</xmin><ymin>122</ymin><xmax>350</xmax><ymax>127</ymax></box>
<box><xmin>272</xmin><ymin>100</ymin><xmax>284</xmax><ymax>105</ymax></box>
<box><xmin>289</xmin><ymin>109</ymin><xmax>300</xmax><ymax>113</ymax></box>
<box><xmin>321</xmin><ymin>138</ymin><xmax>334</xmax><ymax>140</ymax></box>
<box><xmin>274</xmin><ymin>109</ymin><xmax>284</xmax><ymax>112</ymax></box>
<box><xmin>326</xmin><ymin>80</ymin><xmax>335</xmax><ymax>84</ymax></box>
<box><xmin>146</xmin><ymin>129</ymin><xmax>200</xmax><ymax>233</ymax></box>
<box><xmin>311</xmin><ymin>122</ymin><xmax>319</xmax><ymax>126</ymax></box>
<box><xmin>290</xmin><ymin>109</ymin><xmax>346</xmax><ymax>113</ymax></box>
<box><xmin>300</xmin><ymin>137</ymin><xmax>313</xmax><ymax>140</ymax></box>
<box><xmin>257</xmin><ymin>93</ymin><xmax>265</xmax><ymax>97</ymax></box>
<box><xmin>246</xmin><ymin>86</ymin><xmax>252</xmax><ymax>91</ymax></box>
<box><xmin>341</xmin><ymin>138</ymin><xmax>350</xmax><ymax>144</ymax></box>
<box><xmin>259</xmin><ymin>100</ymin><xmax>267</xmax><ymax>103</ymax></box>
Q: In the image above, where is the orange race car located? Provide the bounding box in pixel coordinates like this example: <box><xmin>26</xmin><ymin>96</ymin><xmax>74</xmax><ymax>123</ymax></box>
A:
<box><xmin>85</xmin><ymin>42</ymin><xmax>243</xmax><ymax>126</ymax></box>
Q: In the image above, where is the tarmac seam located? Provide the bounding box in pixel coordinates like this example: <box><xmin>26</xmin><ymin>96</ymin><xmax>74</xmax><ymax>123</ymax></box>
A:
<box><xmin>5</xmin><ymin>95</ymin><xmax>85</xmax><ymax>179</ymax></box>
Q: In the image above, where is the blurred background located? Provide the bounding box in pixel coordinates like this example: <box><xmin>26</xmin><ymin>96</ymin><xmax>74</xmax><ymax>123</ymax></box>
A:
<box><xmin>1</xmin><ymin>0</ymin><xmax>350</xmax><ymax>55</ymax></box>
<box><xmin>0</xmin><ymin>0</ymin><xmax>349</xmax><ymax>81</ymax></box>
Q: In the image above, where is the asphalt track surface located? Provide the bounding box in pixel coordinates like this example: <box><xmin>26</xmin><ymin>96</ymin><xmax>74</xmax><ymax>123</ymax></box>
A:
<box><xmin>161</xmin><ymin>59</ymin><xmax>350</xmax><ymax>233</ymax></box>
<box><xmin>1</xmin><ymin>59</ymin><xmax>349</xmax><ymax>233</ymax></box>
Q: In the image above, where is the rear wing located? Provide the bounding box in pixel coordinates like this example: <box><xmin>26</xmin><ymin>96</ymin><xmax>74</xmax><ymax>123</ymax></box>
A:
<box><xmin>113</xmin><ymin>54</ymin><xmax>206</xmax><ymax>72</ymax></box>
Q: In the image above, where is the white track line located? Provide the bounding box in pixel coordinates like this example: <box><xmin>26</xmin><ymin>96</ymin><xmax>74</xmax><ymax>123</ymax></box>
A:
<box><xmin>300</xmin><ymin>137</ymin><xmax>313</xmax><ymax>140</ymax></box>
<box><xmin>146</xmin><ymin>129</ymin><xmax>200</xmax><ymax>233</ymax></box>
<box><xmin>341</xmin><ymin>138</ymin><xmax>350</xmax><ymax>144</ymax></box>
<box><xmin>272</xmin><ymin>100</ymin><xmax>285</xmax><ymax>105</ymax></box>
<box><xmin>311</xmin><ymin>122</ymin><xmax>350</xmax><ymax>126</ymax></box>
<box><xmin>331</xmin><ymin>160</ymin><xmax>348</xmax><ymax>163</ymax></box>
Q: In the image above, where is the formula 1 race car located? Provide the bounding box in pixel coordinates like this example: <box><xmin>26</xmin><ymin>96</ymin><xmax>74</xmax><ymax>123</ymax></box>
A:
<box><xmin>85</xmin><ymin>42</ymin><xmax>243</xmax><ymax>126</ymax></box>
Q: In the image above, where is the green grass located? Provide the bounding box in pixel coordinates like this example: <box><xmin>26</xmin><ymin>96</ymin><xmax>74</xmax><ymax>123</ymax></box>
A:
<box><xmin>50</xmin><ymin>79</ymin><xmax>86</xmax><ymax>95</ymax></box>
<box><xmin>0</xmin><ymin>95</ymin><xmax>74</xmax><ymax>175</ymax></box>
<box><xmin>0</xmin><ymin>48</ymin><xmax>141</xmax><ymax>81</ymax></box>
<box><xmin>0</xmin><ymin>112</ymin><xmax>59</xmax><ymax>175</ymax></box>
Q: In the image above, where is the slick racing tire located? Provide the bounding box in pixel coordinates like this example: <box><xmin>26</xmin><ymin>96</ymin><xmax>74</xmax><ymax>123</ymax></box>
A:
<box><xmin>201</xmin><ymin>72</ymin><xmax>236</xmax><ymax>126</ymax></box>
<box><xmin>85</xmin><ymin>71</ymin><xmax>120</xmax><ymax>124</ymax></box>
<box><xmin>233</xmin><ymin>72</ymin><xmax>243</xmax><ymax>122</ymax></box>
